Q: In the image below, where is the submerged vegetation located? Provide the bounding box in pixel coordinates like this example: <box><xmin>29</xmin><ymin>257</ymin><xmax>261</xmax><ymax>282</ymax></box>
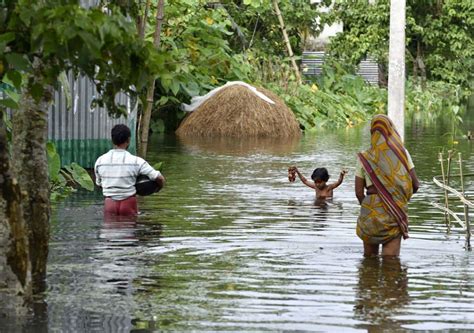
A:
<box><xmin>47</xmin><ymin>142</ymin><xmax>94</xmax><ymax>201</ymax></box>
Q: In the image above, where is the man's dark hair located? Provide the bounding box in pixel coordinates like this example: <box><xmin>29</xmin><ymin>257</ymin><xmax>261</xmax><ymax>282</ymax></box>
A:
<box><xmin>311</xmin><ymin>168</ymin><xmax>330</xmax><ymax>182</ymax></box>
<box><xmin>111</xmin><ymin>124</ymin><xmax>131</xmax><ymax>145</ymax></box>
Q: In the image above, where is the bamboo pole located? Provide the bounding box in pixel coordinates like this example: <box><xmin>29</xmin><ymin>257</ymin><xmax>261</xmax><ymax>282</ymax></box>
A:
<box><xmin>438</xmin><ymin>152</ymin><xmax>451</xmax><ymax>230</ymax></box>
<box><xmin>437</xmin><ymin>173</ymin><xmax>474</xmax><ymax>178</ymax></box>
<box><xmin>430</xmin><ymin>202</ymin><xmax>466</xmax><ymax>229</ymax></box>
<box><xmin>446</xmin><ymin>150</ymin><xmax>453</xmax><ymax>186</ymax></box>
<box><xmin>138</xmin><ymin>0</ymin><xmax>165</xmax><ymax>158</ymax></box>
<box><xmin>446</xmin><ymin>150</ymin><xmax>454</xmax><ymax>231</ymax></box>
<box><xmin>458</xmin><ymin>153</ymin><xmax>471</xmax><ymax>250</ymax></box>
<box><xmin>432</xmin><ymin>176</ymin><xmax>474</xmax><ymax>209</ymax></box>
<box><xmin>272</xmin><ymin>0</ymin><xmax>302</xmax><ymax>84</ymax></box>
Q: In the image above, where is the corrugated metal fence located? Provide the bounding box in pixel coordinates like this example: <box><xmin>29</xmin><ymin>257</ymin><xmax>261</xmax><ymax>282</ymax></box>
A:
<box><xmin>81</xmin><ymin>0</ymin><xmax>100</xmax><ymax>8</ymax></box>
<box><xmin>302</xmin><ymin>51</ymin><xmax>380</xmax><ymax>85</ymax></box>
<box><xmin>48</xmin><ymin>74</ymin><xmax>137</xmax><ymax>168</ymax></box>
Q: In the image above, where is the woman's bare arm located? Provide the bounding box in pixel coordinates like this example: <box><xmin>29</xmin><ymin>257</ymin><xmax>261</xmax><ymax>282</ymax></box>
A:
<box><xmin>409</xmin><ymin>168</ymin><xmax>420</xmax><ymax>194</ymax></box>
<box><xmin>355</xmin><ymin>176</ymin><xmax>365</xmax><ymax>204</ymax></box>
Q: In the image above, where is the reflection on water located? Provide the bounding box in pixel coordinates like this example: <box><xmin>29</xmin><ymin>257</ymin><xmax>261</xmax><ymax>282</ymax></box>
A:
<box><xmin>101</xmin><ymin>215</ymin><xmax>138</xmax><ymax>243</ymax></box>
<box><xmin>177</xmin><ymin>135</ymin><xmax>301</xmax><ymax>156</ymax></box>
<box><xmin>354</xmin><ymin>257</ymin><xmax>410</xmax><ymax>331</ymax></box>
<box><xmin>3</xmin><ymin>119</ymin><xmax>474</xmax><ymax>331</ymax></box>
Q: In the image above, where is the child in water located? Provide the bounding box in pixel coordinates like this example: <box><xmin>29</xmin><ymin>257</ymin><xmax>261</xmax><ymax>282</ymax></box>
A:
<box><xmin>288</xmin><ymin>166</ymin><xmax>347</xmax><ymax>199</ymax></box>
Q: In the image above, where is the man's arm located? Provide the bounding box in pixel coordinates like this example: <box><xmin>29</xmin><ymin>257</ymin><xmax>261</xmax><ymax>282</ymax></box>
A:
<box><xmin>94</xmin><ymin>160</ymin><xmax>102</xmax><ymax>187</ymax></box>
<box><xmin>139</xmin><ymin>160</ymin><xmax>165</xmax><ymax>187</ymax></box>
<box><xmin>156</xmin><ymin>174</ymin><xmax>165</xmax><ymax>188</ymax></box>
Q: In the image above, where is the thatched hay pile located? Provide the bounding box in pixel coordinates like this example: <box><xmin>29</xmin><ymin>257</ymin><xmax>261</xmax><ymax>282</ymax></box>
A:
<box><xmin>176</xmin><ymin>85</ymin><xmax>301</xmax><ymax>138</ymax></box>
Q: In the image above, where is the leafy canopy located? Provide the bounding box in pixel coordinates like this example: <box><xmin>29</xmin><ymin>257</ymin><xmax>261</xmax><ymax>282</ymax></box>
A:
<box><xmin>0</xmin><ymin>0</ymin><xmax>160</xmax><ymax>116</ymax></box>
<box><xmin>320</xmin><ymin>0</ymin><xmax>474</xmax><ymax>89</ymax></box>
<box><xmin>222</xmin><ymin>0</ymin><xmax>319</xmax><ymax>55</ymax></box>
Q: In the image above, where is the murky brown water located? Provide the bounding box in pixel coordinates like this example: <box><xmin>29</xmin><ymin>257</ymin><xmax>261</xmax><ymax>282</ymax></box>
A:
<box><xmin>5</xmin><ymin>116</ymin><xmax>474</xmax><ymax>331</ymax></box>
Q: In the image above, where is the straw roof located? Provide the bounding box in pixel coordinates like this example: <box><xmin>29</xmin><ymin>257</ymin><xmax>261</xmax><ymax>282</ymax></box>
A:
<box><xmin>176</xmin><ymin>85</ymin><xmax>301</xmax><ymax>138</ymax></box>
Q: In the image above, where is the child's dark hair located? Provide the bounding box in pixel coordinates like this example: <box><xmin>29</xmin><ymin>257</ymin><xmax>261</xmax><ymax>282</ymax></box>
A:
<box><xmin>111</xmin><ymin>124</ymin><xmax>131</xmax><ymax>145</ymax></box>
<box><xmin>311</xmin><ymin>168</ymin><xmax>330</xmax><ymax>182</ymax></box>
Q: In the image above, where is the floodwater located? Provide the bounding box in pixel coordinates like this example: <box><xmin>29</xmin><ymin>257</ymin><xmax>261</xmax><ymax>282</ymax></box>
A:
<box><xmin>5</xmin><ymin>116</ymin><xmax>474</xmax><ymax>332</ymax></box>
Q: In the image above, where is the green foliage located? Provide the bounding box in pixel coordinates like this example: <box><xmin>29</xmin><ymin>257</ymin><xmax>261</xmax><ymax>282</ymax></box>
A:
<box><xmin>2</xmin><ymin>0</ymin><xmax>463</xmax><ymax>135</ymax></box>
<box><xmin>222</xmin><ymin>0</ymin><xmax>320</xmax><ymax>55</ymax></box>
<box><xmin>321</xmin><ymin>0</ymin><xmax>474</xmax><ymax>91</ymax></box>
<box><xmin>158</xmin><ymin>0</ymin><xmax>250</xmax><ymax>93</ymax></box>
<box><xmin>250</xmin><ymin>54</ymin><xmax>462</xmax><ymax>131</ymax></box>
<box><xmin>47</xmin><ymin>142</ymin><xmax>94</xmax><ymax>201</ymax></box>
<box><xmin>247</xmin><ymin>54</ymin><xmax>386</xmax><ymax>129</ymax></box>
<box><xmin>0</xmin><ymin>0</ymin><xmax>159</xmax><ymax>116</ymax></box>
<box><xmin>406</xmin><ymin>79</ymin><xmax>466</xmax><ymax>147</ymax></box>
<box><xmin>152</xmin><ymin>161</ymin><xmax>163</xmax><ymax>171</ymax></box>
<box><xmin>321</xmin><ymin>0</ymin><xmax>389</xmax><ymax>66</ymax></box>
<box><xmin>137</xmin><ymin>0</ymin><xmax>254</xmax><ymax>122</ymax></box>
<box><xmin>406</xmin><ymin>80</ymin><xmax>466</xmax><ymax>122</ymax></box>
<box><xmin>411</xmin><ymin>1</ymin><xmax>474</xmax><ymax>89</ymax></box>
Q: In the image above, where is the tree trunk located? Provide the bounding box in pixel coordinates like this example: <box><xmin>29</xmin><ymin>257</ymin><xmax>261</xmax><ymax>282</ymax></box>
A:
<box><xmin>416</xmin><ymin>40</ymin><xmax>427</xmax><ymax>89</ymax></box>
<box><xmin>378</xmin><ymin>63</ymin><xmax>388</xmax><ymax>87</ymax></box>
<box><xmin>272</xmin><ymin>0</ymin><xmax>302</xmax><ymax>84</ymax></box>
<box><xmin>138</xmin><ymin>0</ymin><xmax>165</xmax><ymax>158</ymax></box>
<box><xmin>138</xmin><ymin>0</ymin><xmax>152</xmax><ymax>39</ymax></box>
<box><xmin>0</xmin><ymin>109</ymin><xmax>31</xmax><ymax>316</ymax></box>
<box><xmin>12</xmin><ymin>82</ymin><xmax>53</xmax><ymax>294</ymax></box>
<box><xmin>411</xmin><ymin>49</ymin><xmax>418</xmax><ymax>84</ymax></box>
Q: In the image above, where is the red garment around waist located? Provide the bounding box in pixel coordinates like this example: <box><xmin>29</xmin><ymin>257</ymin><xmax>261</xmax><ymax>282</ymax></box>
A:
<box><xmin>104</xmin><ymin>196</ymin><xmax>138</xmax><ymax>216</ymax></box>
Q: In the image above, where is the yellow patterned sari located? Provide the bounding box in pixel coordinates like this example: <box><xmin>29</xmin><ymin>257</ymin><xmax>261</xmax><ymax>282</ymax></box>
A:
<box><xmin>356</xmin><ymin>115</ymin><xmax>414</xmax><ymax>244</ymax></box>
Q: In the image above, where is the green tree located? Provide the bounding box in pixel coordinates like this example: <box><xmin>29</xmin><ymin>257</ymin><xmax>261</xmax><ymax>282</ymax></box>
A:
<box><xmin>222</xmin><ymin>0</ymin><xmax>319</xmax><ymax>55</ymax></box>
<box><xmin>0</xmin><ymin>0</ymin><xmax>158</xmax><ymax>305</ymax></box>
<box><xmin>320</xmin><ymin>0</ymin><xmax>474</xmax><ymax>89</ymax></box>
<box><xmin>412</xmin><ymin>1</ymin><xmax>474</xmax><ymax>88</ymax></box>
<box><xmin>134</xmin><ymin>0</ymin><xmax>253</xmax><ymax>133</ymax></box>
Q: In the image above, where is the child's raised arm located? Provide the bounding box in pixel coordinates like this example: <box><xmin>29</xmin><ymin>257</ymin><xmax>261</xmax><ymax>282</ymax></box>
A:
<box><xmin>290</xmin><ymin>166</ymin><xmax>316</xmax><ymax>189</ymax></box>
<box><xmin>329</xmin><ymin>170</ymin><xmax>347</xmax><ymax>190</ymax></box>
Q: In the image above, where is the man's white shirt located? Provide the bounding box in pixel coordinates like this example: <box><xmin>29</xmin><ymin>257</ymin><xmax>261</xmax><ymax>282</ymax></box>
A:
<box><xmin>95</xmin><ymin>149</ymin><xmax>161</xmax><ymax>200</ymax></box>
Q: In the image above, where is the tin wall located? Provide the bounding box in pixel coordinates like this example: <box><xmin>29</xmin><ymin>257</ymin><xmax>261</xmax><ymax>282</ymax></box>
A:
<box><xmin>48</xmin><ymin>74</ymin><xmax>137</xmax><ymax>168</ymax></box>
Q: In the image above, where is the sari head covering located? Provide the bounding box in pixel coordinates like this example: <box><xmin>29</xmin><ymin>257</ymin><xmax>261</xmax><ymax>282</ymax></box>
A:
<box><xmin>357</xmin><ymin>114</ymin><xmax>414</xmax><ymax>243</ymax></box>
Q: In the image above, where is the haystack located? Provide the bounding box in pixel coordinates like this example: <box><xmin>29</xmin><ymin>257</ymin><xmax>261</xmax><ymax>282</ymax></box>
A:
<box><xmin>176</xmin><ymin>83</ymin><xmax>301</xmax><ymax>138</ymax></box>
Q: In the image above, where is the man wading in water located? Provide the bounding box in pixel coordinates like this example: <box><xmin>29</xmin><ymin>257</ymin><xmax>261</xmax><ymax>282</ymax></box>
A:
<box><xmin>95</xmin><ymin>124</ymin><xmax>165</xmax><ymax>217</ymax></box>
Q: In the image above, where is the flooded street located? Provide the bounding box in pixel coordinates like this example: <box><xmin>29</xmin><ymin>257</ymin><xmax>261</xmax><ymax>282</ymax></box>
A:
<box><xmin>14</xmin><ymin>118</ymin><xmax>474</xmax><ymax>331</ymax></box>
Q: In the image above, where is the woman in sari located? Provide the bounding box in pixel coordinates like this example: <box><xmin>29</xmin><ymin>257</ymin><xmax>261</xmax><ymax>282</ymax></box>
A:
<box><xmin>355</xmin><ymin>114</ymin><xmax>419</xmax><ymax>256</ymax></box>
